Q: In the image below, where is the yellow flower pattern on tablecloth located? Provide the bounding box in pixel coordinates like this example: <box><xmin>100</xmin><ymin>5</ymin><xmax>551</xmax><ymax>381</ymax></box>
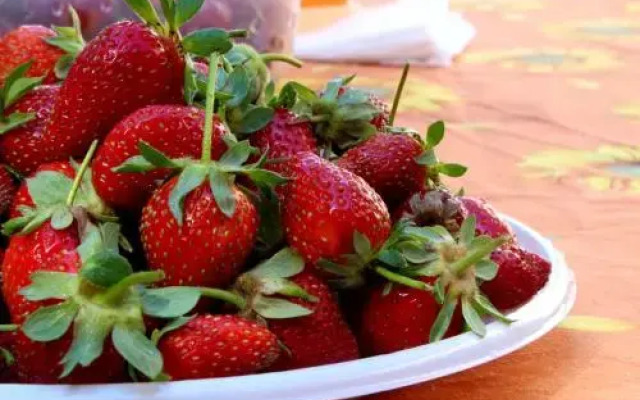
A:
<box><xmin>561</xmin><ymin>316</ymin><xmax>636</xmax><ymax>332</ymax></box>
<box><xmin>461</xmin><ymin>48</ymin><xmax>621</xmax><ymax>72</ymax></box>
<box><xmin>283</xmin><ymin>76</ymin><xmax>460</xmax><ymax>112</ymax></box>
<box><xmin>614</xmin><ymin>102</ymin><xmax>640</xmax><ymax>120</ymax></box>
<box><xmin>544</xmin><ymin>19</ymin><xmax>640</xmax><ymax>41</ymax></box>
<box><xmin>521</xmin><ymin>146</ymin><xmax>640</xmax><ymax>192</ymax></box>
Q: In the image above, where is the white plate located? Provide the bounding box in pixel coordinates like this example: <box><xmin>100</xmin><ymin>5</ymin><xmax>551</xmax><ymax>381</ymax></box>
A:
<box><xmin>2</xmin><ymin>215</ymin><xmax>576</xmax><ymax>400</ymax></box>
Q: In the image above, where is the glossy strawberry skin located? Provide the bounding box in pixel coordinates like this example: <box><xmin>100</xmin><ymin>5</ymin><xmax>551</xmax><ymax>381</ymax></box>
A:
<box><xmin>0</xmin><ymin>26</ymin><xmax>64</xmax><ymax>85</ymax></box>
<box><xmin>483</xmin><ymin>244</ymin><xmax>552</xmax><ymax>311</ymax></box>
<box><xmin>359</xmin><ymin>278</ymin><xmax>463</xmax><ymax>356</ymax></box>
<box><xmin>460</xmin><ymin>197</ymin><xmax>515</xmax><ymax>241</ymax></box>
<box><xmin>0</xmin><ymin>85</ymin><xmax>60</xmax><ymax>175</ymax></box>
<box><xmin>44</xmin><ymin>21</ymin><xmax>185</xmax><ymax>160</ymax></box>
<box><xmin>141</xmin><ymin>179</ymin><xmax>259</xmax><ymax>288</ymax></box>
<box><xmin>159</xmin><ymin>314</ymin><xmax>280</xmax><ymax>380</ymax></box>
<box><xmin>8</xmin><ymin>161</ymin><xmax>75</xmax><ymax>219</ymax></box>
<box><xmin>0</xmin><ymin>167</ymin><xmax>16</xmax><ymax>217</ymax></box>
<box><xmin>249</xmin><ymin>108</ymin><xmax>317</xmax><ymax>174</ymax></box>
<box><xmin>268</xmin><ymin>272</ymin><xmax>359</xmax><ymax>371</ymax></box>
<box><xmin>280</xmin><ymin>152</ymin><xmax>391</xmax><ymax>266</ymax></box>
<box><xmin>92</xmin><ymin>106</ymin><xmax>227</xmax><ymax>212</ymax></box>
<box><xmin>1</xmin><ymin>222</ymin><xmax>125</xmax><ymax>383</ymax></box>
<box><xmin>337</xmin><ymin>134</ymin><xmax>426</xmax><ymax>208</ymax></box>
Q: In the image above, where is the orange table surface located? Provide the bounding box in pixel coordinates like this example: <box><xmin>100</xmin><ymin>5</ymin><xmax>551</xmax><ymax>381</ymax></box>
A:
<box><xmin>291</xmin><ymin>0</ymin><xmax>640</xmax><ymax>399</ymax></box>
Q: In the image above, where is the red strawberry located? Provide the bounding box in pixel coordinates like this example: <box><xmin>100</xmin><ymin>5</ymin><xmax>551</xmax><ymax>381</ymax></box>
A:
<box><xmin>392</xmin><ymin>188</ymin><xmax>467</xmax><ymax>233</ymax></box>
<box><xmin>141</xmin><ymin>177</ymin><xmax>259</xmax><ymax>288</ymax></box>
<box><xmin>0</xmin><ymin>329</ymin><xmax>17</xmax><ymax>383</ymax></box>
<box><xmin>460</xmin><ymin>196</ymin><xmax>515</xmax><ymax>241</ymax></box>
<box><xmin>482</xmin><ymin>244</ymin><xmax>552</xmax><ymax>311</ymax></box>
<box><xmin>338</xmin><ymin>86</ymin><xmax>389</xmax><ymax>130</ymax></box>
<box><xmin>2</xmin><ymin>221</ymin><xmax>126</xmax><ymax>383</ymax></box>
<box><xmin>337</xmin><ymin>134</ymin><xmax>426</xmax><ymax>207</ymax></box>
<box><xmin>360</xmin><ymin>277</ymin><xmax>463</xmax><ymax>355</ymax></box>
<box><xmin>159</xmin><ymin>314</ymin><xmax>280</xmax><ymax>380</ymax></box>
<box><xmin>249</xmin><ymin>108</ymin><xmax>317</xmax><ymax>174</ymax></box>
<box><xmin>0</xmin><ymin>167</ymin><xmax>16</xmax><ymax>216</ymax></box>
<box><xmin>0</xmin><ymin>26</ymin><xmax>64</xmax><ymax>85</ymax></box>
<box><xmin>44</xmin><ymin>20</ymin><xmax>185</xmax><ymax>160</ymax></box>
<box><xmin>280</xmin><ymin>152</ymin><xmax>391</xmax><ymax>266</ymax></box>
<box><xmin>267</xmin><ymin>271</ymin><xmax>359</xmax><ymax>371</ymax></box>
<box><xmin>0</xmin><ymin>85</ymin><xmax>60</xmax><ymax>175</ymax></box>
<box><xmin>92</xmin><ymin>106</ymin><xmax>227</xmax><ymax>212</ymax></box>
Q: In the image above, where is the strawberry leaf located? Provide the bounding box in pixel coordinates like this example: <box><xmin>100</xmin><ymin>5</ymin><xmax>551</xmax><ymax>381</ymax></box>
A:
<box><xmin>182</xmin><ymin>28</ymin><xmax>235</xmax><ymax>57</ymax></box>
<box><xmin>221</xmin><ymin>66</ymin><xmax>250</xmax><ymax>108</ymax></box>
<box><xmin>169</xmin><ymin>164</ymin><xmax>208</xmax><ymax>224</ymax></box>
<box><xmin>22</xmin><ymin>301</ymin><xmax>79</xmax><ymax>342</ymax></box>
<box><xmin>0</xmin><ymin>348</ymin><xmax>14</xmax><ymax>366</ymax></box>
<box><xmin>158</xmin><ymin>0</ymin><xmax>176</xmax><ymax>31</ymax></box>
<box><xmin>141</xmin><ymin>287</ymin><xmax>201</xmax><ymax>318</ymax></box>
<box><xmin>46</xmin><ymin>6</ymin><xmax>85</xmax><ymax>57</ymax></box>
<box><xmin>123</xmin><ymin>0</ymin><xmax>162</xmax><ymax>27</ymax></box>
<box><xmin>54</xmin><ymin>54</ymin><xmax>75</xmax><ymax>80</ymax></box>
<box><xmin>253</xmin><ymin>296</ymin><xmax>313</xmax><ymax>319</ymax></box>
<box><xmin>243</xmin><ymin>169</ymin><xmax>288</xmax><ymax>189</ymax></box>
<box><xmin>80</xmin><ymin>251</ymin><xmax>134</xmax><ymax>288</ymax></box>
<box><xmin>27</xmin><ymin>171</ymin><xmax>74</xmax><ymax>208</ymax></box>
<box><xmin>414</xmin><ymin>149</ymin><xmax>438</xmax><ymax>166</ymax></box>
<box><xmin>50</xmin><ymin>206</ymin><xmax>74</xmax><ymax>230</ymax></box>
<box><xmin>459</xmin><ymin>215</ymin><xmax>476</xmax><ymax>245</ymax></box>
<box><xmin>473</xmin><ymin>293</ymin><xmax>514</xmax><ymax>324</ymax></box>
<box><xmin>112</xmin><ymin>323</ymin><xmax>163</xmax><ymax>380</ymax></box>
<box><xmin>475</xmin><ymin>260</ymin><xmax>498</xmax><ymax>281</ymax></box>
<box><xmin>250</xmin><ymin>248</ymin><xmax>305</xmax><ymax>279</ymax></box>
<box><xmin>235</xmin><ymin>106</ymin><xmax>275</xmax><ymax>134</ymax></box>
<box><xmin>20</xmin><ymin>272</ymin><xmax>79</xmax><ymax>301</ymax></box>
<box><xmin>113</xmin><ymin>156</ymin><xmax>157</xmax><ymax>173</ymax></box>
<box><xmin>4</xmin><ymin>76</ymin><xmax>43</xmax><ymax>109</ymax></box>
<box><xmin>175</xmin><ymin>0</ymin><xmax>205</xmax><ymax>28</ymax></box>
<box><xmin>209</xmin><ymin>167</ymin><xmax>236</xmax><ymax>218</ymax></box>
<box><xmin>427</xmin><ymin>121</ymin><xmax>445</xmax><ymax>147</ymax></box>
<box><xmin>429</xmin><ymin>296</ymin><xmax>457</xmax><ymax>342</ymax></box>
<box><xmin>219</xmin><ymin>140</ymin><xmax>255</xmax><ymax>168</ymax></box>
<box><xmin>353</xmin><ymin>231</ymin><xmax>373</xmax><ymax>259</ymax></box>
<box><xmin>0</xmin><ymin>112</ymin><xmax>36</xmax><ymax>135</ymax></box>
<box><xmin>151</xmin><ymin>316</ymin><xmax>194</xmax><ymax>344</ymax></box>
<box><xmin>60</xmin><ymin>308</ymin><xmax>111</xmax><ymax>377</ymax></box>
<box><xmin>438</xmin><ymin>163</ymin><xmax>468</xmax><ymax>178</ymax></box>
<box><xmin>376</xmin><ymin>249</ymin><xmax>406</xmax><ymax>269</ymax></box>
<box><xmin>462</xmin><ymin>297</ymin><xmax>486</xmax><ymax>337</ymax></box>
<box><xmin>138</xmin><ymin>141</ymin><xmax>179</xmax><ymax>169</ymax></box>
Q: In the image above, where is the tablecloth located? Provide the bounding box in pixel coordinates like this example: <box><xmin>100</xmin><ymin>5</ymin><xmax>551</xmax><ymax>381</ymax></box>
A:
<box><xmin>293</xmin><ymin>0</ymin><xmax>640</xmax><ymax>398</ymax></box>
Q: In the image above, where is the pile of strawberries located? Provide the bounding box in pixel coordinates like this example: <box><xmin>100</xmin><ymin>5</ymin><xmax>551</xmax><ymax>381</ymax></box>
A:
<box><xmin>0</xmin><ymin>0</ymin><xmax>552</xmax><ymax>385</ymax></box>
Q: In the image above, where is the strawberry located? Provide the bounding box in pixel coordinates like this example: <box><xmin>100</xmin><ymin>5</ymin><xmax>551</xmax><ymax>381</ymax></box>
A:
<box><xmin>266</xmin><ymin>271</ymin><xmax>359</xmax><ymax>371</ymax></box>
<box><xmin>158</xmin><ymin>314</ymin><xmax>280</xmax><ymax>380</ymax></box>
<box><xmin>43</xmin><ymin>20</ymin><xmax>185</xmax><ymax>160</ymax></box>
<box><xmin>359</xmin><ymin>277</ymin><xmax>463</xmax><ymax>356</ymax></box>
<box><xmin>482</xmin><ymin>244</ymin><xmax>552</xmax><ymax>311</ymax></box>
<box><xmin>135</xmin><ymin>54</ymin><xmax>285</xmax><ymax>289</ymax></box>
<box><xmin>337</xmin><ymin>120</ymin><xmax>467</xmax><ymax>208</ymax></box>
<box><xmin>279</xmin><ymin>151</ymin><xmax>391</xmax><ymax>267</ymax></box>
<box><xmin>248</xmin><ymin>108</ymin><xmax>317</xmax><ymax>174</ymax></box>
<box><xmin>92</xmin><ymin>105</ymin><xmax>227</xmax><ymax>212</ymax></box>
<box><xmin>0</xmin><ymin>167</ymin><xmax>16</xmax><ymax>217</ymax></box>
<box><xmin>337</xmin><ymin>134</ymin><xmax>425</xmax><ymax>207</ymax></box>
<box><xmin>392</xmin><ymin>188</ymin><xmax>467</xmax><ymax>233</ymax></box>
<box><xmin>0</xmin><ymin>26</ymin><xmax>64</xmax><ymax>85</ymax></box>
<box><xmin>0</xmin><ymin>327</ymin><xmax>17</xmax><ymax>383</ymax></box>
<box><xmin>460</xmin><ymin>196</ymin><xmax>516</xmax><ymax>241</ymax></box>
<box><xmin>141</xmin><ymin>175</ymin><xmax>259</xmax><ymax>288</ymax></box>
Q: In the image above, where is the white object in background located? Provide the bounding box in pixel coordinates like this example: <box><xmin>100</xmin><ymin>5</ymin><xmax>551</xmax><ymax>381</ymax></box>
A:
<box><xmin>2</xmin><ymin>215</ymin><xmax>576</xmax><ymax>400</ymax></box>
<box><xmin>294</xmin><ymin>0</ymin><xmax>476</xmax><ymax>66</ymax></box>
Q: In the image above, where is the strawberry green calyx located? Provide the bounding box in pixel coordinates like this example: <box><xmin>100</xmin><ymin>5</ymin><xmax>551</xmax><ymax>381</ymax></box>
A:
<box><xmin>0</xmin><ymin>325</ymin><xmax>17</xmax><ymax>367</ymax></box>
<box><xmin>2</xmin><ymin>141</ymin><xmax>115</xmax><ymax>236</ymax></box>
<box><xmin>407</xmin><ymin>216</ymin><xmax>513</xmax><ymax>342</ymax></box>
<box><xmin>0</xmin><ymin>324</ymin><xmax>17</xmax><ymax>332</ymax></box>
<box><xmin>18</xmin><ymin>220</ymin><xmax>203</xmax><ymax>380</ymax></box>
<box><xmin>45</xmin><ymin>6</ymin><xmax>86</xmax><ymax>80</ymax></box>
<box><xmin>411</xmin><ymin>121</ymin><xmax>468</xmax><ymax>187</ymax></box>
<box><xmin>0</xmin><ymin>62</ymin><xmax>45</xmax><ymax>135</ymax></box>
<box><xmin>115</xmin><ymin>53</ymin><xmax>287</xmax><ymax>223</ymax></box>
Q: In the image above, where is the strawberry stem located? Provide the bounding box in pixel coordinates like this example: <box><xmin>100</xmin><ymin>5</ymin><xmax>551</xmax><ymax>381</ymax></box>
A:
<box><xmin>96</xmin><ymin>271</ymin><xmax>166</xmax><ymax>305</ymax></box>
<box><xmin>450</xmin><ymin>236</ymin><xmax>508</xmax><ymax>276</ymax></box>
<box><xmin>389</xmin><ymin>62</ymin><xmax>410</xmax><ymax>127</ymax></box>
<box><xmin>261</xmin><ymin>54</ymin><xmax>303</xmax><ymax>68</ymax></box>
<box><xmin>66</xmin><ymin>140</ymin><xmax>99</xmax><ymax>207</ymax></box>
<box><xmin>228</xmin><ymin>30</ymin><xmax>249</xmax><ymax>39</ymax></box>
<box><xmin>374</xmin><ymin>266</ymin><xmax>432</xmax><ymax>291</ymax></box>
<box><xmin>0</xmin><ymin>324</ymin><xmax>18</xmax><ymax>332</ymax></box>
<box><xmin>199</xmin><ymin>287</ymin><xmax>247</xmax><ymax>310</ymax></box>
<box><xmin>201</xmin><ymin>53</ymin><xmax>220</xmax><ymax>164</ymax></box>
